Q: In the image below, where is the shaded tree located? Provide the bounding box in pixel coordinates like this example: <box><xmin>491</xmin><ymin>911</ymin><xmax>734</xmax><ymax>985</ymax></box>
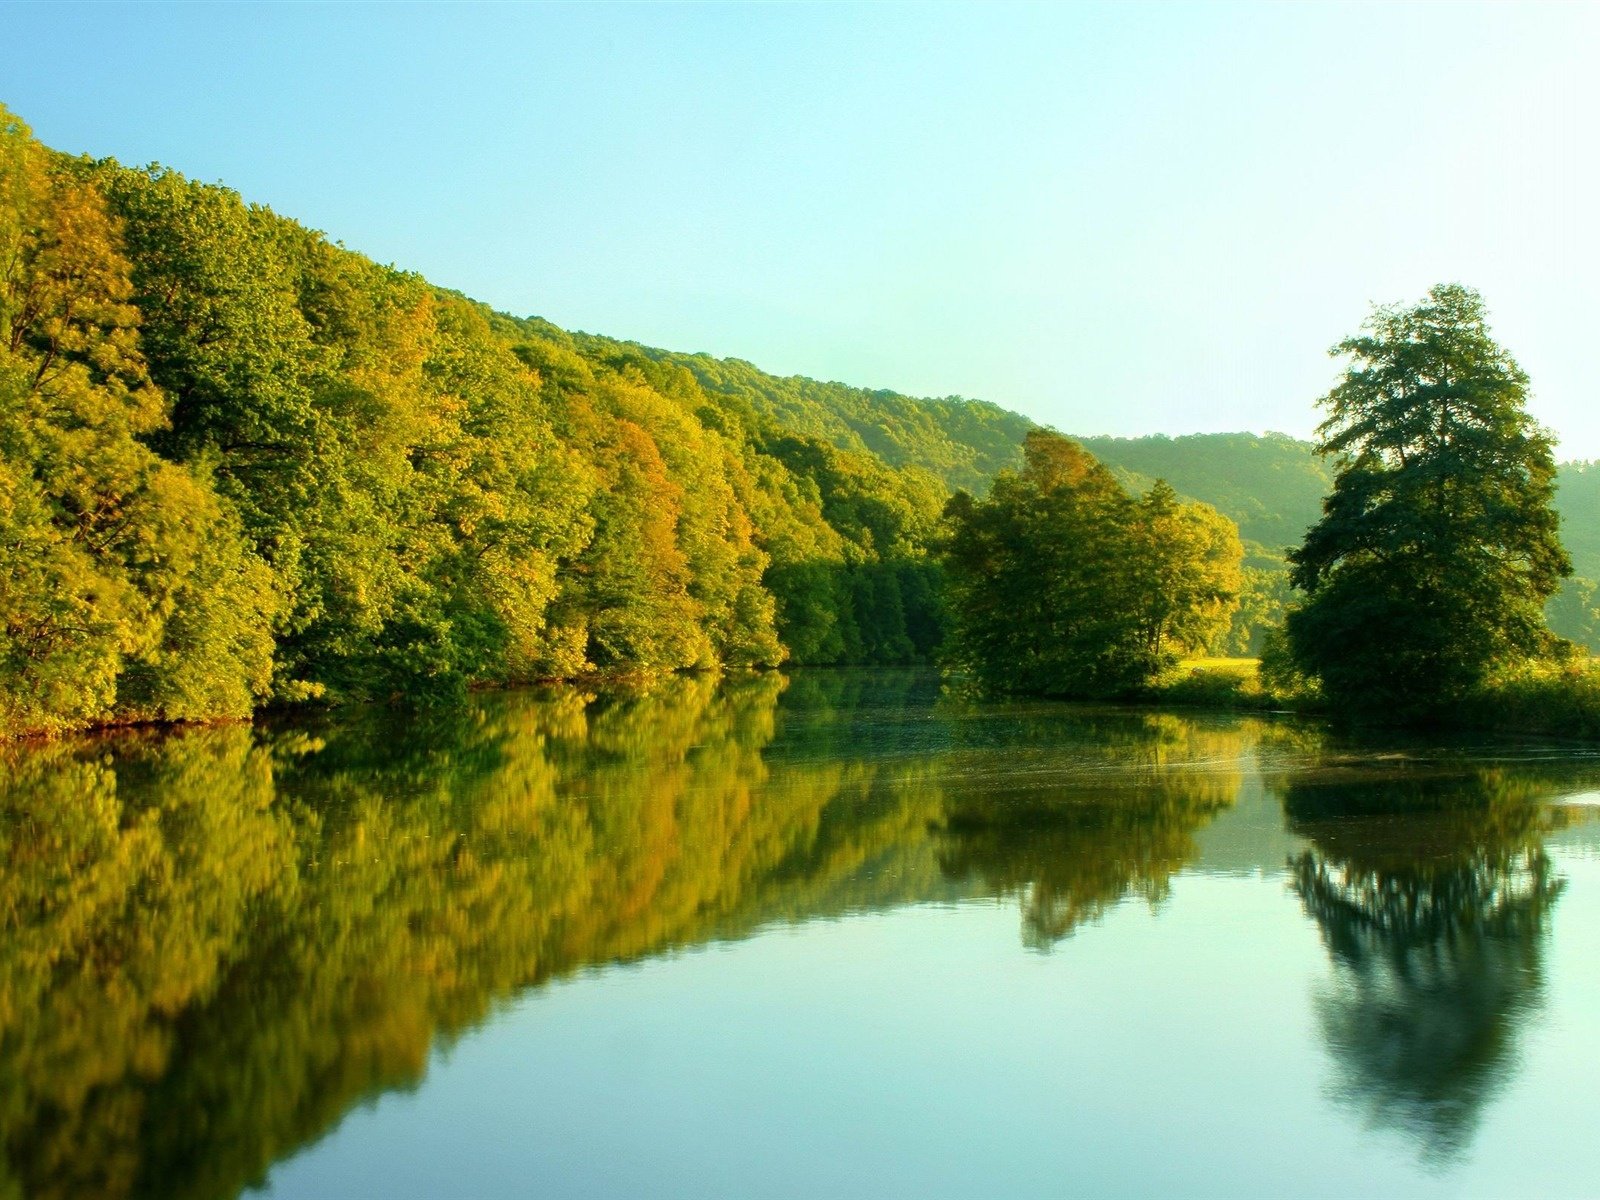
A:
<box><xmin>1287</xmin><ymin>285</ymin><xmax>1570</xmax><ymax>714</ymax></box>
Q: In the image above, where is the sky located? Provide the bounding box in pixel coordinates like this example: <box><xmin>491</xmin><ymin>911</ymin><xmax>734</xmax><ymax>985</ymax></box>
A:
<box><xmin>3</xmin><ymin>1</ymin><xmax>1597</xmax><ymax>455</ymax></box>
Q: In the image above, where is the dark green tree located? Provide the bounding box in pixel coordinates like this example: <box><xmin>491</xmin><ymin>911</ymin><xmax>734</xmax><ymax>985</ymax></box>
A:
<box><xmin>1286</xmin><ymin>285</ymin><xmax>1570</xmax><ymax>714</ymax></box>
<box><xmin>939</xmin><ymin>430</ymin><xmax>1240</xmax><ymax>697</ymax></box>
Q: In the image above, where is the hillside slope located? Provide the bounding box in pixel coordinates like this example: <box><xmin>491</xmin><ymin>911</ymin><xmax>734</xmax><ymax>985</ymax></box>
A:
<box><xmin>6</xmin><ymin>97</ymin><xmax>1596</xmax><ymax>737</ymax></box>
<box><xmin>0</xmin><ymin>107</ymin><xmax>978</xmax><ymax>734</ymax></box>
<box><xmin>1079</xmin><ymin>433</ymin><xmax>1331</xmax><ymax>561</ymax></box>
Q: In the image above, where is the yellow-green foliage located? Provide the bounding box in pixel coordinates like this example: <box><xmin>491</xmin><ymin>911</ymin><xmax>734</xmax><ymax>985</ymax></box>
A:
<box><xmin>1150</xmin><ymin>658</ymin><xmax>1273</xmax><ymax>709</ymax></box>
<box><xmin>0</xmin><ymin>109</ymin><xmax>279</xmax><ymax>736</ymax></box>
<box><xmin>1462</xmin><ymin>658</ymin><xmax>1600</xmax><ymax>740</ymax></box>
<box><xmin>0</xmin><ymin>107</ymin><xmax>971</xmax><ymax>735</ymax></box>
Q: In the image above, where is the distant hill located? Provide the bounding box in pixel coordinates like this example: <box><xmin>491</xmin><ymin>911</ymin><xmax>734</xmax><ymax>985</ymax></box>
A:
<box><xmin>1555</xmin><ymin>462</ymin><xmax>1600</xmax><ymax>582</ymax></box>
<box><xmin>1075</xmin><ymin>433</ymin><xmax>1597</xmax><ymax>582</ymax></box>
<box><xmin>577</xmin><ymin>335</ymin><xmax>1036</xmax><ymax>495</ymax></box>
<box><xmin>1077</xmin><ymin>433</ymin><xmax>1331</xmax><ymax>563</ymax></box>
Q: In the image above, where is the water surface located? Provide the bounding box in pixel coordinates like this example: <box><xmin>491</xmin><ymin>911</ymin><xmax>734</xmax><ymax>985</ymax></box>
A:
<box><xmin>5</xmin><ymin>670</ymin><xmax>1600</xmax><ymax>1198</ymax></box>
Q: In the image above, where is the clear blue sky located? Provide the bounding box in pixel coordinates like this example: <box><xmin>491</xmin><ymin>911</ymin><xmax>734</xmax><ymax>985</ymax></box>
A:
<box><xmin>4</xmin><ymin>2</ymin><xmax>1596</xmax><ymax>454</ymax></box>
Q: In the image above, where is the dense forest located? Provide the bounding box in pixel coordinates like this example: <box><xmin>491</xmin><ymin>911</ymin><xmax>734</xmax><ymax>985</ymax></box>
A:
<box><xmin>4</xmin><ymin>104</ymin><xmax>1598</xmax><ymax>736</ymax></box>
<box><xmin>2</xmin><ymin>107</ymin><xmax>1043</xmax><ymax>736</ymax></box>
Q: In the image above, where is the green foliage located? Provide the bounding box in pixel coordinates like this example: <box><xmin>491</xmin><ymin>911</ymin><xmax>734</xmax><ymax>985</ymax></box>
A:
<box><xmin>1069</xmin><ymin>434</ymin><xmax>1600</xmax><ymax>658</ymax></box>
<box><xmin>1125</xmin><ymin>480</ymin><xmax>1243</xmax><ymax>661</ymax></box>
<box><xmin>1081</xmin><ymin>431</ymin><xmax>1332</xmax><ymax>559</ymax></box>
<box><xmin>1149</xmin><ymin>658</ymin><xmax>1271</xmax><ymax>710</ymax></box>
<box><xmin>1457</xmin><ymin>657</ymin><xmax>1600</xmax><ymax>740</ymax></box>
<box><xmin>1212</xmin><ymin>565</ymin><xmax>1293</xmax><ymax>655</ymax></box>
<box><xmin>939</xmin><ymin>430</ymin><xmax>1242</xmax><ymax>697</ymax></box>
<box><xmin>583</xmin><ymin>337</ymin><xmax>1035</xmax><ymax>494</ymax></box>
<box><xmin>1</xmin><ymin>111</ymin><xmax>983</xmax><ymax>734</ymax></box>
<box><xmin>1286</xmin><ymin>285</ymin><xmax>1570</xmax><ymax>716</ymax></box>
<box><xmin>0</xmin><ymin>106</ymin><xmax>278</xmax><ymax>734</ymax></box>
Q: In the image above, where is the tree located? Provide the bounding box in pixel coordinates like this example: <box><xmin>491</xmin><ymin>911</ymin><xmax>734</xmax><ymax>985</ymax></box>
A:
<box><xmin>939</xmin><ymin>430</ymin><xmax>1241</xmax><ymax>697</ymax></box>
<box><xmin>0</xmin><ymin>108</ymin><xmax>278</xmax><ymax>735</ymax></box>
<box><xmin>1286</xmin><ymin>285</ymin><xmax>1570</xmax><ymax>713</ymax></box>
<box><xmin>1125</xmin><ymin>480</ymin><xmax>1242</xmax><ymax>662</ymax></box>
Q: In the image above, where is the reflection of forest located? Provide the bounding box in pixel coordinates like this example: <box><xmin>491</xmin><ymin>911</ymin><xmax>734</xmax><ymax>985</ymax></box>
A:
<box><xmin>6</xmin><ymin>675</ymin><xmax>1592</xmax><ymax>1198</ymax></box>
<box><xmin>1280</xmin><ymin>760</ymin><xmax>1588</xmax><ymax>1163</ymax></box>
<box><xmin>0</xmin><ymin>673</ymin><xmax>1262</xmax><ymax>1199</ymax></box>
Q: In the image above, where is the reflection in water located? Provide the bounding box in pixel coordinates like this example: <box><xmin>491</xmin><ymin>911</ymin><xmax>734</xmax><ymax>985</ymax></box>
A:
<box><xmin>1281</xmin><ymin>762</ymin><xmax>1577</xmax><ymax>1165</ymax></box>
<box><xmin>1</xmin><ymin>673</ymin><xmax>1596</xmax><ymax>1198</ymax></box>
<box><xmin>935</xmin><ymin>710</ymin><xmax>1248</xmax><ymax>947</ymax></box>
<box><xmin>0</xmin><ymin>673</ymin><xmax>956</xmax><ymax>1200</ymax></box>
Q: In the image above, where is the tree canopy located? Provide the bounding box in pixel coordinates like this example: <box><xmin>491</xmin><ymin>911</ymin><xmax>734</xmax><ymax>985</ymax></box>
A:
<box><xmin>0</xmin><ymin>107</ymin><xmax>973</xmax><ymax>735</ymax></box>
<box><xmin>1285</xmin><ymin>284</ymin><xmax>1570</xmax><ymax>713</ymax></box>
<box><xmin>939</xmin><ymin>430</ymin><xmax>1241</xmax><ymax>697</ymax></box>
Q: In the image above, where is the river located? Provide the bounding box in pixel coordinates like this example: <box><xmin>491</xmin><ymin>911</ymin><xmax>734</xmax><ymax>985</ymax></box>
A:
<box><xmin>4</xmin><ymin>670</ymin><xmax>1600</xmax><ymax>1198</ymax></box>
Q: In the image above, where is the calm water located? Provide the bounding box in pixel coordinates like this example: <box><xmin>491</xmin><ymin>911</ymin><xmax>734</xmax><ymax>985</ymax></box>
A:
<box><xmin>5</xmin><ymin>671</ymin><xmax>1600</xmax><ymax>1199</ymax></box>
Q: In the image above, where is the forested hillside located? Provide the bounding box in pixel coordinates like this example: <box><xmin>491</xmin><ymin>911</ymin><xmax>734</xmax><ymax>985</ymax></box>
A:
<box><xmin>1</xmin><ymin>107</ymin><xmax>998</xmax><ymax>735</ymax></box>
<box><xmin>1079</xmin><ymin>433</ymin><xmax>1329</xmax><ymax>560</ymax></box>
<box><xmin>5</xmin><ymin>101</ymin><xmax>1598</xmax><ymax>737</ymax></box>
<box><xmin>583</xmin><ymin>336</ymin><xmax>1035</xmax><ymax>495</ymax></box>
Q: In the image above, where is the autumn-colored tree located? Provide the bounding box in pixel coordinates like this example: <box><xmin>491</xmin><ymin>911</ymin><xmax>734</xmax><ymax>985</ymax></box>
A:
<box><xmin>940</xmin><ymin>430</ymin><xmax>1241</xmax><ymax>696</ymax></box>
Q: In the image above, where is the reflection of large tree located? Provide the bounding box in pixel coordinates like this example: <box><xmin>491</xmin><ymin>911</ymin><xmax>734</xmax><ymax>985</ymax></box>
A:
<box><xmin>938</xmin><ymin>711</ymin><xmax>1249</xmax><ymax>946</ymax></box>
<box><xmin>1284</xmin><ymin>764</ymin><xmax>1576</xmax><ymax>1163</ymax></box>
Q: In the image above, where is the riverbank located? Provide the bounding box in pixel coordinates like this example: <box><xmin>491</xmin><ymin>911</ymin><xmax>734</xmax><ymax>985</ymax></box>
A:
<box><xmin>1147</xmin><ymin>655</ymin><xmax>1600</xmax><ymax>741</ymax></box>
<box><xmin>12</xmin><ymin>655</ymin><xmax>1600</xmax><ymax>746</ymax></box>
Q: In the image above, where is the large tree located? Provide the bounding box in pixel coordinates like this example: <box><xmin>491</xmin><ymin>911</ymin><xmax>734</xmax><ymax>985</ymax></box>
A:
<box><xmin>1286</xmin><ymin>284</ymin><xmax>1570</xmax><ymax>713</ymax></box>
<box><xmin>940</xmin><ymin>430</ymin><xmax>1240</xmax><ymax>697</ymax></box>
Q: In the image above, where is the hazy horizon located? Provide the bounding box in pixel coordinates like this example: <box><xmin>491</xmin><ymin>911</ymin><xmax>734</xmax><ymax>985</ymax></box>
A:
<box><xmin>4</xmin><ymin>1</ymin><xmax>1596</xmax><ymax>455</ymax></box>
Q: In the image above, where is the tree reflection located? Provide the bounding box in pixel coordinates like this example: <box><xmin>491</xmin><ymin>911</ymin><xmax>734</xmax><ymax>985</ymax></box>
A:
<box><xmin>938</xmin><ymin>711</ymin><xmax>1250</xmax><ymax>946</ymax></box>
<box><xmin>8</xmin><ymin>675</ymin><xmax>1592</xmax><ymax>1199</ymax></box>
<box><xmin>1283</xmin><ymin>762</ymin><xmax>1577</xmax><ymax>1164</ymax></box>
<box><xmin>0</xmin><ymin>672</ymin><xmax>960</xmax><ymax>1200</ymax></box>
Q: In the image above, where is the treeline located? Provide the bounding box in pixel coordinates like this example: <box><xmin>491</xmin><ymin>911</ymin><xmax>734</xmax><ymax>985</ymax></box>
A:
<box><xmin>9</xmin><ymin>101</ymin><xmax>1597</xmax><ymax>737</ymax></box>
<box><xmin>0</xmin><ymin>108</ymin><xmax>974</xmax><ymax>736</ymax></box>
<box><xmin>1084</xmin><ymin>431</ymin><xmax>1600</xmax><ymax>655</ymax></box>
